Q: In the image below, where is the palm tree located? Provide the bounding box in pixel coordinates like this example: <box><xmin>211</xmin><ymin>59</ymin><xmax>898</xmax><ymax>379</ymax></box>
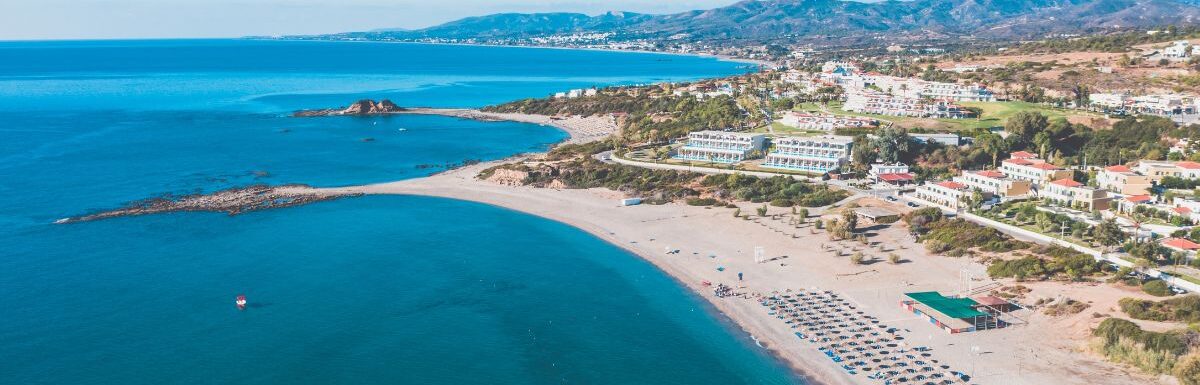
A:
<box><xmin>977</xmin><ymin>133</ymin><xmax>1008</xmax><ymax>168</ymax></box>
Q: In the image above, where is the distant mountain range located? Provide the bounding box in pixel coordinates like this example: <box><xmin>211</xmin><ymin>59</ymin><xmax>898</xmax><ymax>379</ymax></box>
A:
<box><xmin>317</xmin><ymin>0</ymin><xmax>1200</xmax><ymax>44</ymax></box>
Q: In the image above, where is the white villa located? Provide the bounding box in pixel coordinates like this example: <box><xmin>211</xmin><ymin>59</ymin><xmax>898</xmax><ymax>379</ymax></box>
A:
<box><xmin>1095</xmin><ymin>165</ymin><xmax>1155</xmax><ymax>196</ymax></box>
<box><xmin>673</xmin><ymin>131</ymin><xmax>766</xmax><ymax>164</ymax></box>
<box><xmin>955</xmin><ymin>170</ymin><xmax>1032</xmax><ymax>200</ymax></box>
<box><xmin>1135</xmin><ymin>160</ymin><xmax>1200</xmax><ymax>180</ymax></box>
<box><xmin>998</xmin><ymin>152</ymin><xmax>1071</xmax><ymax>183</ymax></box>
<box><xmin>1042</xmin><ymin>178</ymin><xmax>1112</xmax><ymax>211</ymax></box>
<box><xmin>913</xmin><ymin>181</ymin><xmax>987</xmax><ymax>210</ymax></box>
<box><xmin>763</xmin><ymin>135</ymin><xmax>854</xmax><ymax>174</ymax></box>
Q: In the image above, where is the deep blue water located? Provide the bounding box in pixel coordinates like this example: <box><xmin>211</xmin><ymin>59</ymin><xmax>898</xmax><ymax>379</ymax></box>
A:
<box><xmin>0</xmin><ymin>40</ymin><xmax>801</xmax><ymax>384</ymax></box>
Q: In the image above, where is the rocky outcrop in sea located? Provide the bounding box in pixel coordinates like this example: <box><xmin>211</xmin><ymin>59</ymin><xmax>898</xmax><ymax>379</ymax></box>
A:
<box><xmin>292</xmin><ymin>99</ymin><xmax>405</xmax><ymax>117</ymax></box>
<box><xmin>56</xmin><ymin>185</ymin><xmax>360</xmax><ymax>224</ymax></box>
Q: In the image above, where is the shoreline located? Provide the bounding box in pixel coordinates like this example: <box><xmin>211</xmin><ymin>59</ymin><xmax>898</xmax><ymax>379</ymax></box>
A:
<box><xmin>314</xmin><ymin>162</ymin><xmax>852</xmax><ymax>385</ymax></box>
<box><xmin>246</xmin><ymin>37</ymin><xmax>775</xmax><ymax>68</ymax></box>
<box><xmin>311</xmin><ymin>158</ymin><xmax>1163</xmax><ymax>385</ymax></box>
<box><xmin>297</xmin><ymin>111</ymin><xmax>1161</xmax><ymax>385</ymax></box>
<box><xmin>390</xmin><ymin>108</ymin><xmax>618</xmax><ymax>145</ymax></box>
<box><xmin>55</xmin><ymin>109</ymin><xmax>1169</xmax><ymax>385</ymax></box>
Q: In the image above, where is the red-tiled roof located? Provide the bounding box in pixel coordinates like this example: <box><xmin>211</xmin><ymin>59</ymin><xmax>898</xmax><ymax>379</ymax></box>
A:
<box><xmin>937</xmin><ymin>181</ymin><xmax>967</xmax><ymax>190</ymax></box>
<box><xmin>975</xmin><ymin>170</ymin><xmax>1005</xmax><ymax>178</ymax></box>
<box><xmin>1010</xmin><ymin>151</ymin><xmax>1037</xmax><ymax>159</ymax></box>
<box><xmin>1003</xmin><ymin>158</ymin><xmax>1033</xmax><ymax>166</ymax></box>
<box><xmin>1105</xmin><ymin>165</ymin><xmax>1132</xmax><ymax>172</ymax></box>
<box><xmin>1163</xmin><ymin>238</ymin><xmax>1200</xmax><ymax>250</ymax></box>
<box><xmin>1178</xmin><ymin>161</ymin><xmax>1200</xmax><ymax>170</ymax></box>
<box><xmin>1051</xmin><ymin>178</ymin><xmax>1083</xmax><ymax>188</ymax></box>
<box><xmin>973</xmin><ymin>296</ymin><xmax>1010</xmax><ymax>307</ymax></box>
<box><xmin>1125</xmin><ymin>195</ymin><xmax>1152</xmax><ymax>203</ymax></box>
<box><xmin>1176</xmin><ymin>207</ymin><xmax>1193</xmax><ymax>215</ymax></box>
<box><xmin>1031</xmin><ymin>162</ymin><xmax>1063</xmax><ymax>171</ymax></box>
<box><xmin>878</xmin><ymin>173</ymin><xmax>915</xmax><ymax>182</ymax></box>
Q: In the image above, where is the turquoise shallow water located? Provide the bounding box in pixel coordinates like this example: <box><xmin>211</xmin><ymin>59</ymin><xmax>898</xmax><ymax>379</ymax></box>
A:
<box><xmin>0</xmin><ymin>40</ymin><xmax>803</xmax><ymax>384</ymax></box>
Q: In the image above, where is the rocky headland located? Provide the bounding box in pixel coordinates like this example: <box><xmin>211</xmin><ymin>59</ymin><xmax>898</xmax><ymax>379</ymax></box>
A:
<box><xmin>292</xmin><ymin>99</ymin><xmax>406</xmax><ymax>117</ymax></box>
<box><xmin>56</xmin><ymin>185</ymin><xmax>360</xmax><ymax>224</ymax></box>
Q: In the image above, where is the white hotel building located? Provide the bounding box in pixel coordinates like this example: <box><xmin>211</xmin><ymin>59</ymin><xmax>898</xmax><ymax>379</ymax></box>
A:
<box><xmin>913</xmin><ymin>181</ymin><xmax>986</xmax><ymax>210</ymax></box>
<box><xmin>955</xmin><ymin>170</ymin><xmax>1033</xmax><ymax>200</ymax></box>
<box><xmin>843</xmin><ymin>91</ymin><xmax>971</xmax><ymax>118</ymax></box>
<box><xmin>673</xmin><ymin>131</ymin><xmax>766</xmax><ymax>164</ymax></box>
<box><xmin>998</xmin><ymin>152</ymin><xmax>1071</xmax><ymax>183</ymax></box>
<box><xmin>763</xmin><ymin>135</ymin><xmax>854</xmax><ymax>174</ymax></box>
<box><xmin>777</xmin><ymin>112</ymin><xmax>877</xmax><ymax>131</ymax></box>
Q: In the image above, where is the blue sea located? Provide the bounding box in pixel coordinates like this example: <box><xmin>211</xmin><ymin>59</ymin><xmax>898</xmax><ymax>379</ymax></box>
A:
<box><xmin>0</xmin><ymin>40</ymin><xmax>803</xmax><ymax>384</ymax></box>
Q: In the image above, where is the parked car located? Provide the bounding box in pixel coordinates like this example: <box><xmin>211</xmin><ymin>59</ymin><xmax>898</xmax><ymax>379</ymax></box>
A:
<box><xmin>906</xmin><ymin>202</ymin><xmax>919</xmax><ymax>208</ymax></box>
<box><xmin>886</xmin><ymin>196</ymin><xmax>898</xmax><ymax>202</ymax></box>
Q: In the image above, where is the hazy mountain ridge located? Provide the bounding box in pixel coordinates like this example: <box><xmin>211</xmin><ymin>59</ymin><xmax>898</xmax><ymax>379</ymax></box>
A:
<box><xmin>329</xmin><ymin>0</ymin><xmax>1200</xmax><ymax>43</ymax></box>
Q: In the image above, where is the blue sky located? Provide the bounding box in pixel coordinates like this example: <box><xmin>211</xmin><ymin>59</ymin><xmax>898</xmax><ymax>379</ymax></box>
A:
<box><xmin>0</xmin><ymin>0</ymin><xmax>746</xmax><ymax>40</ymax></box>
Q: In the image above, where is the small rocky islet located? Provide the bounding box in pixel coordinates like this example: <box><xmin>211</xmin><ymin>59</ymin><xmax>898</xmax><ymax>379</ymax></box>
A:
<box><xmin>292</xmin><ymin>99</ymin><xmax>405</xmax><ymax>117</ymax></box>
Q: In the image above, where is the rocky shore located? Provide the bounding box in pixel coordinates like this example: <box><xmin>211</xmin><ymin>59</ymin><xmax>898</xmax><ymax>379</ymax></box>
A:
<box><xmin>56</xmin><ymin>185</ymin><xmax>359</xmax><ymax>224</ymax></box>
<box><xmin>292</xmin><ymin>99</ymin><xmax>405</xmax><ymax>117</ymax></box>
<box><xmin>293</xmin><ymin>101</ymin><xmax>618</xmax><ymax>145</ymax></box>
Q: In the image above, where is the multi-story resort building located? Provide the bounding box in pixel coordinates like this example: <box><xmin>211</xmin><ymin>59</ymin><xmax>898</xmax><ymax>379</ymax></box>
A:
<box><xmin>673</xmin><ymin>131</ymin><xmax>766</xmax><ymax>164</ymax></box>
<box><xmin>917</xmin><ymin>82</ymin><xmax>996</xmax><ymax>102</ymax></box>
<box><xmin>1041</xmin><ymin>178</ymin><xmax>1113</xmax><ymax>211</ymax></box>
<box><xmin>1095</xmin><ymin>165</ymin><xmax>1155</xmax><ymax>196</ymax></box>
<box><xmin>763</xmin><ymin>135</ymin><xmax>854</xmax><ymax>174</ymax></box>
<box><xmin>843</xmin><ymin>91</ymin><xmax>972</xmax><ymax>118</ymax></box>
<box><xmin>1089</xmin><ymin>93</ymin><xmax>1199</xmax><ymax>117</ymax></box>
<box><xmin>998</xmin><ymin>152</ymin><xmax>1072</xmax><ymax>183</ymax></box>
<box><xmin>955</xmin><ymin>170</ymin><xmax>1033</xmax><ymax>200</ymax></box>
<box><xmin>913</xmin><ymin>181</ymin><xmax>990</xmax><ymax>210</ymax></box>
<box><xmin>777</xmin><ymin>112</ymin><xmax>877</xmax><ymax>131</ymax></box>
<box><xmin>1134</xmin><ymin>160</ymin><xmax>1200</xmax><ymax>180</ymax></box>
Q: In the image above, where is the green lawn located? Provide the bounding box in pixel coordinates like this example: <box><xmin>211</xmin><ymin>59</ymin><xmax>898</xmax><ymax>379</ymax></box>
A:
<box><xmin>751</xmin><ymin>122</ymin><xmax>827</xmax><ymax>135</ymax></box>
<box><xmin>810</xmin><ymin>100</ymin><xmax>1106</xmax><ymax>132</ymax></box>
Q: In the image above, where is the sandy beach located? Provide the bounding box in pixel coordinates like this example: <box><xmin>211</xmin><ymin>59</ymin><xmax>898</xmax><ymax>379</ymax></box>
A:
<box><xmin>305</xmin><ymin>110</ymin><xmax>1171</xmax><ymax>385</ymax></box>
<box><xmin>70</xmin><ymin>110</ymin><xmax>1171</xmax><ymax>384</ymax></box>
<box><xmin>311</xmin><ymin>154</ymin><xmax>1168</xmax><ymax>385</ymax></box>
<box><xmin>395</xmin><ymin>108</ymin><xmax>618</xmax><ymax>145</ymax></box>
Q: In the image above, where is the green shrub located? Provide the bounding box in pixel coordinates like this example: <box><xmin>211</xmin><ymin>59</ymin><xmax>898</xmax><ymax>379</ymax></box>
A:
<box><xmin>984</xmin><ymin>246</ymin><xmax>1103</xmax><ymax>281</ymax></box>
<box><xmin>686</xmin><ymin>198</ymin><xmax>719</xmax><ymax>206</ymax></box>
<box><xmin>701</xmin><ymin>174</ymin><xmax>849</xmax><ymax>207</ymax></box>
<box><xmin>769</xmin><ymin>198</ymin><xmax>793</xmax><ymax>207</ymax></box>
<box><xmin>1093</xmin><ymin>318</ymin><xmax>1190</xmax><ymax>375</ymax></box>
<box><xmin>1144</xmin><ymin>280</ymin><xmax>1175</xmax><ymax>297</ymax></box>
<box><xmin>1120</xmin><ymin>295</ymin><xmax>1200</xmax><ymax>322</ymax></box>
<box><xmin>925</xmin><ymin>240</ymin><xmax>952</xmax><ymax>253</ymax></box>
<box><xmin>921</xmin><ymin>219</ymin><xmax>1030</xmax><ymax>254</ymax></box>
<box><xmin>1176</xmin><ymin>354</ymin><xmax>1200</xmax><ymax>385</ymax></box>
